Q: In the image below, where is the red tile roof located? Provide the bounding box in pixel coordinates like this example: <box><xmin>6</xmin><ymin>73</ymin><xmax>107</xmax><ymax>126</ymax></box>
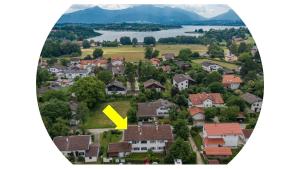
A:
<box><xmin>150</xmin><ymin>58</ymin><xmax>160</xmax><ymax>65</ymax></box>
<box><xmin>204</xmin><ymin>138</ymin><xmax>225</xmax><ymax>146</ymax></box>
<box><xmin>124</xmin><ymin>124</ymin><xmax>173</xmax><ymax>142</ymax></box>
<box><xmin>188</xmin><ymin>107</ymin><xmax>204</xmax><ymax>116</ymax></box>
<box><xmin>222</xmin><ymin>75</ymin><xmax>242</xmax><ymax>85</ymax></box>
<box><xmin>189</xmin><ymin>93</ymin><xmax>224</xmax><ymax>105</ymax></box>
<box><xmin>85</xmin><ymin>143</ymin><xmax>99</xmax><ymax>157</ymax></box>
<box><xmin>208</xmin><ymin>159</ymin><xmax>220</xmax><ymax>164</ymax></box>
<box><xmin>204</xmin><ymin>147</ymin><xmax>232</xmax><ymax>156</ymax></box>
<box><xmin>204</xmin><ymin>123</ymin><xmax>243</xmax><ymax>136</ymax></box>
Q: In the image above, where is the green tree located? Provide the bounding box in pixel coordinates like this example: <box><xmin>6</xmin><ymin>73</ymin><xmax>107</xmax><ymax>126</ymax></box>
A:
<box><xmin>219</xmin><ymin>106</ymin><xmax>239</xmax><ymax>122</ymax></box>
<box><xmin>41</xmin><ymin>90</ymin><xmax>68</xmax><ymax>102</ymax></box>
<box><xmin>71</xmin><ymin>77</ymin><xmax>105</xmax><ymax>108</ymax></box>
<box><xmin>226</xmin><ymin>96</ymin><xmax>246</xmax><ymax>111</ymax></box>
<box><xmin>120</xmin><ymin>36</ymin><xmax>132</xmax><ymax>45</ymax></box>
<box><xmin>208</xmin><ymin>43</ymin><xmax>224</xmax><ymax>58</ymax></box>
<box><xmin>40</xmin><ymin>99</ymin><xmax>71</xmax><ymax>121</ymax></box>
<box><xmin>205</xmin><ymin>107</ymin><xmax>219</xmax><ymax>121</ymax></box>
<box><xmin>82</xmin><ymin>40</ymin><xmax>91</xmax><ymax>49</ymax></box>
<box><xmin>50</xmin><ymin>117</ymin><xmax>70</xmax><ymax>138</ymax></box>
<box><xmin>208</xmin><ymin>82</ymin><xmax>224</xmax><ymax>93</ymax></box>
<box><xmin>144</xmin><ymin>36</ymin><xmax>156</xmax><ymax>45</ymax></box>
<box><xmin>96</xmin><ymin>70</ymin><xmax>113</xmax><ymax>84</ymax></box>
<box><xmin>206</xmin><ymin>71</ymin><xmax>222</xmax><ymax>84</ymax></box>
<box><xmin>144</xmin><ymin>46</ymin><xmax>153</xmax><ymax>59</ymax></box>
<box><xmin>77</xmin><ymin>102</ymin><xmax>90</xmax><ymax>123</ymax></box>
<box><xmin>132</xmin><ymin>38</ymin><xmax>138</xmax><ymax>47</ymax></box>
<box><xmin>93</xmin><ymin>48</ymin><xmax>103</xmax><ymax>59</ymax></box>
<box><xmin>60</xmin><ymin>58</ymin><xmax>70</xmax><ymax>66</ymax></box>
<box><xmin>178</xmin><ymin>48</ymin><xmax>192</xmax><ymax>61</ymax></box>
<box><xmin>36</xmin><ymin>67</ymin><xmax>52</xmax><ymax>87</ymax></box>
<box><xmin>238</xmin><ymin>42</ymin><xmax>249</xmax><ymax>54</ymax></box>
<box><xmin>127</xmin><ymin>107</ymin><xmax>137</xmax><ymax>123</ymax></box>
<box><xmin>164</xmin><ymin>138</ymin><xmax>196</xmax><ymax>164</ymax></box>
<box><xmin>152</xmin><ymin>50</ymin><xmax>160</xmax><ymax>58</ymax></box>
<box><xmin>173</xmin><ymin>119</ymin><xmax>189</xmax><ymax>140</ymax></box>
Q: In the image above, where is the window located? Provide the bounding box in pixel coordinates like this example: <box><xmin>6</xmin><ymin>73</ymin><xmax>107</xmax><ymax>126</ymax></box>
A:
<box><xmin>89</xmin><ymin>157</ymin><xmax>92</xmax><ymax>159</ymax></box>
<box><xmin>141</xmin><ymin>147</ymin><xmax>147</xmax><ymax>150</ymax></box>
<box><xmin>159</xmin><ymin>140</ymin><xmax>165</xmax><ymax>143</ymax></box>
<box><xmin>150</xmin><ymin>147</ymin><xmax>156</xmax><ymax>150</ymax></box>
<box><xmin>141</xmin><ymin>140</ymin><xmax>147</xmax><ymax>144</ymax></box>
<box><xmin>150</xmin><ymin>140</ymin><xmax>155</xmax><ymax>143</ymax></box>
<box><xmin>132</xmin><ymin>141</ymin><xmax>138</xmax><ymax>144</ymax></box>
<box><xmin>133</xmin><ymin>147</ymin><xmax>140</xmax><ymax>151</ymax></box>
<box><xmin>158</xmin><ymin>147</ymin><xmax>164</xmax><ymax>150</ymax></box>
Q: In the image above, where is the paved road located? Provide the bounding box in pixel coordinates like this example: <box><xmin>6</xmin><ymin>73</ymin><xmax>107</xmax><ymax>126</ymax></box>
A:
<box><xmin>188</xmin><ymin>135</ymin><xmax>204</xmax><ymax>164</ymax></box>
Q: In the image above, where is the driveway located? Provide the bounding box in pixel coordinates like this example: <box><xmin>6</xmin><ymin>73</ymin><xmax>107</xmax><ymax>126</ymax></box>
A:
<box><xmin>188</xmin><ymin>135</ymin><xmax>204</xmax><ymax>164</ymax></box>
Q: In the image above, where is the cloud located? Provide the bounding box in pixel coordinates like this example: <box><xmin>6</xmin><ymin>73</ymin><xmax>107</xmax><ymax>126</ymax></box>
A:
<box><xmin>65</xmin><ymin>4</ymin><xmax>231</xmax><ymax>18</ymax></box>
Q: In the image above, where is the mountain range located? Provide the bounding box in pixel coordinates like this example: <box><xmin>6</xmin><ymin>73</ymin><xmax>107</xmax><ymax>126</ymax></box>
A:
<box><xmin>58</xmin><ymin>5</ymin><xmax>242</xmax><ymax>25</ymax></box>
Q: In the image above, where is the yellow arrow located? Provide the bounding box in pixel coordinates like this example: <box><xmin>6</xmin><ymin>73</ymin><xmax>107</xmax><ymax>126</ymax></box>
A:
<box><xmin>102</xmin><ymin>105</ymin><xmax>127</xmax><ymax>130</ymax></box>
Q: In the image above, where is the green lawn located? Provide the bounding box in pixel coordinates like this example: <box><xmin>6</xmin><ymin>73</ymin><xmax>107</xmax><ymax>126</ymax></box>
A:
<box><xmin>192</xmin><ymin>134</ymin><xmax>203</xmax><ymax>151</ymax></box>
<box><xmin>100</xmin><ymin>130</ymin><xmax>123</xmax><ymax>157</ymax></box>
<box><xmin>83</xmin><ymin>101</ymin><xmax>131</xmax><ymax>129</ymax></box>
<box><xmin>192</xmin><ymin>58</ymin><xmax>239</xmax><ymax>70</ymax></box>
<box><xmin>125</xmin><ymin>153</ymin><xmax>164</xmax><ymax>164</ymax></box>
<box><xmin>81</xmin><ymin>44</ymin><xmax>208</xmax><ymax>62</ymax></box>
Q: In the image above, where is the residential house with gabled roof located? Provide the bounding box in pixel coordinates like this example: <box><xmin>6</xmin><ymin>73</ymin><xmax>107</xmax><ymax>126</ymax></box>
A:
<box><xmin>201</xmin><ymin>62</ymin><xmax>223</xmax><ymax>72</ymax></box>
<box><xmin>162</xmin><ymin>53</ymin><xmax>175</xmax><ymax>61</ymax></box>
<box><xmin>161</xmin><ymin>65</ymin><xmax>171</xmax><ymax>73</ymax></box>
<box><xmin>175</xmin><ymin>61</ymin><xmax>191</xmax><ymax>70</ymax></box>
<box><xmin>241</xmin><ymin>92</ymin><xmax>262</xmax><ymax>113</ymax></box>
<box><xmin>222</xmin><ymin>75</ymin><xmax>242</xmax><ymax>90</ymax></box>
<box><xmin>172</xmin><ymin>74</ymin><xmax>195</xmax><ymax>91</ymax></box>
<box><xmin>204</xmin><ymin>147</ymin><xmax>232</xmax><ymax>159</ymax></box>
<box><xmin>137</xmin><ymin>99</ymin><xmax>175</xmax><ymax>121</ymax></box>
<box><xmin>188</xmin><ymin>93</ymin><xmax>224</xmax><ymax>108</ymax></box>
<box><xmin>106</xmin><ymin>80</ymin><xmax>127</xmax><ymax>95</ymax></box>
<box><xmin>124</xmin><ymin>124</ymin><xmax>173</xmax><ymax>153</ymax></box>
<box><xmin>53</xmin><ymin>135</ymin><xmax>99</xmax><ymax>163</ymax></box>
<box><xmin>150</xmin><ymin>58</ymin><xmax>161</xmax><ymax>68</ymax></box>
<box><xmin>143</xmin><ymin>79</ymin><xmax>165</xmax><ymax>92</ymax></box>
<box><xmin>188</xmin><ymin>107</ymin><xmax>205</xmax><ymax>121</ymax></box>
<box><xmin>203</xmin><ymin>123</ymin><xmax>243</xmax><ymax>147</ymax></box>
<box><xmin>108</xmin><ymin>142</ymin><xmax>132</xmax><ymax>158</ymax></box>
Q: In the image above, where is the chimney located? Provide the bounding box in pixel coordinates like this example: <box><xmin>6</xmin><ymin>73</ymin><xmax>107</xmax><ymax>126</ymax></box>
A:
<box><xmin>138</xmin><ymin>125</ymin><xmax>142</xmax><ymax>135</ymax></box>
<box><xmin>155</xmin><ymin>122</ymin><xmax>158</xmax><ymax>131</ymax></box>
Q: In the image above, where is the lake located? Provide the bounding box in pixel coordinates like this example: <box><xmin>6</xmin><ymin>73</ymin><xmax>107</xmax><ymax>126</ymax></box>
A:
<box><xmin>89</xmin><ymin>25</ymin><xmax>241</xmax><ymax>42</ymax></box>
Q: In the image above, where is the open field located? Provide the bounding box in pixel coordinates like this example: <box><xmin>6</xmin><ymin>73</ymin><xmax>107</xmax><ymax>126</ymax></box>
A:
<box><xmin>192</xmin><ymin>58</ymin><xmax>239</xmax><ymax>70</ymax></box>
<box><xmin>83</xmin><ymin>101</ymin><xmax>130</xmax><ymax>129</ymax></box>
<box><xmin>81</xmin><ymin>44</ymin><xmax>208</xmax><ymax>62</ymax></box>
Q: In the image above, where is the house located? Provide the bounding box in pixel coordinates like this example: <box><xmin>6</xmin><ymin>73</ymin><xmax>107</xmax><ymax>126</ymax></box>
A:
<box><xmin>188</xmin><ymin>107</ymin><xmax>205</xmax><ymax>121</ymax></box>
<box><xmin>137</xmin><ymin>99</ymin><xmax>175</xmax><ymax>121</ymax></box>
<box><xmin>203</xmin><ymin>123</ymin><xmax>243</xmax><ymax>147</ymax></box>
<box><xmin>222</xmin><ymin>75</ymin><xmax>242</xmax><ymax>90</ymax></box>
<box><xmin>172</xmin><ymin>74</ymin><xmax>195</xmax><ymax>91</ymax></box>
<box><xmin>161</xmin><ymin>65</ymin><xmax>171</xmax><ymax>73</ymax></box>
<box><xmin>94</xmin><ymin>59</ymin><xmax>108</xmax><ymax>69</ymax></box>
<box><xmin>162</xmin><ymin>53</ymin><xmax>175</xmax><ymax>61</ymax></box>
<box><xmin>53</xmin><ymin>135</ymin><xmax>99</xmax><ymax>163</ymax></box>
<box><xmin>85</xmin><ymin>144</ymin><xmax>100</xmax><ymax>163</ymax></box>
<box><xmin>106</xmin><ymin>80</ymin><xmax>127</xmax><ymax>95</ymax></box>
<box><xmin>150</xmin><ymin>58</ymin><xmax>160</xmax><ymax>68</ymax></box>
<box><xmin>188</xmin><ymin>93</ymin><xmax>224</xmax><ymax>108</ymax></box>
<box><xmin>63</xmin><ymin>69</ymin><xmax>89</xmax><ymax>79</ymax></box>
<box><xmin>201</xmin><ymin>62</ymin><xmax>223</xmax><ymax>72</ymax></box>
<box><xmin>204</xmin><ymin>147</ymin><xmax>232</xmax><ymax>159</ymax></box>
<box><xmin>143</xmin><ymin>79</ymin><xmax>165</xmax><ymax>92</ymax></box>
<box><xmin>79</xmin><ymin>60</ymin><xmax>95</xmax><ymax>69</ymax></box>
<box><xmin>241</xmin><ymin>92</ymin><xmax>263</xmax><ymax>113</ymax></box>
<box><xmin>242</xmin><ymin>129</ymin><xmax>253</xmax><ymax>142</ymax></box>
<box><xmin>108</xmin><ymin>63</ymin><xmax>125</xmax><ymax>76</ymax></box>
<box><xmin>70</xmin><ymin>57</ymin><xmax>80</xmax><ymax>66</ymax></box>
<box><xmin>48</xmin><ymin>65</ymin><xmax>65</xmax><ymax>74</ymax></box>
<box><xmin>108</xmin><ymin>142</ymin><xmax>132</xmax><ymax>158</ymax></box>
<box><xmin>251</xmin><ymin>46</ymin><xmax>258</xmax><ymax>56</ymax></box>
<box><xmin>111</xmin><ymin>56</ymin><xmax>125</xmax><ymax>66</ymax></box>
<box><xmin>175</xmin><ymin>61</ymin><xmax>191</xmax><ymax>70</ymax></box>
<box><xmin>124</xmin><ymin>124</ymin><xmax>173</xmax><ymax>153</ymax></box>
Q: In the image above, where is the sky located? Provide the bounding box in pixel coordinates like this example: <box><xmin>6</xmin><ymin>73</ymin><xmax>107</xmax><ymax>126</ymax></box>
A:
<box><xmin>65</xmin><ymin>4</ymin><xmax>231</xmax><ymax>18</ymax></box>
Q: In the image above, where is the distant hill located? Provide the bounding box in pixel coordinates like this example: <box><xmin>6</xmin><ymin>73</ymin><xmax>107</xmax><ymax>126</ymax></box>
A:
<box><xmin>210</xmin><ymin>9</ymin><xmax>241</xmax><ymax>21</ymax></box>
<box><xmin>58</xmin><ymin>5</ymin><xmax>206</xmax><ymax>24</ymax></box>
